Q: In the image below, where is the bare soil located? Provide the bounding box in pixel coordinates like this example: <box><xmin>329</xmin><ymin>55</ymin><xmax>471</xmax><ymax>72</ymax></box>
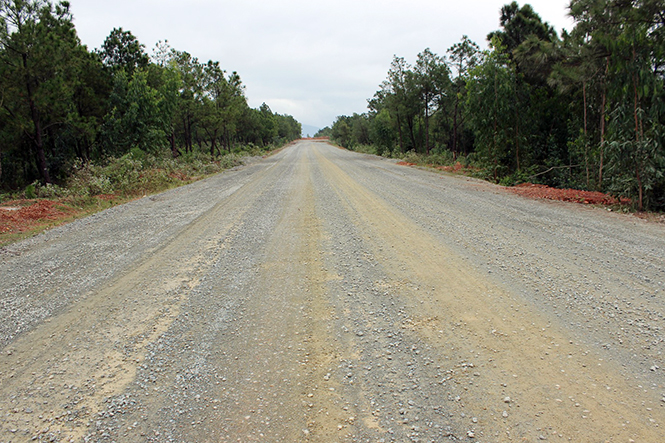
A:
<box><xmin>506</xmin><ymin>182</ymin><xmax>632</xmax><ymax>206</ymax></box>
<box><xmin>0</xmin><ymin>200</ymin><xmax>73</xmax><ymax>234</ymax></box>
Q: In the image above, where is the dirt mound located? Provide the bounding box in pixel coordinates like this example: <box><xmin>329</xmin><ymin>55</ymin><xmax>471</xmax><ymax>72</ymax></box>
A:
<box><xmin>508</xmin><ymin>183</ymin><xmax>630</xmax><ymax>206</ymax></box>
<box><xmin>0</xmin><ymin>200</ymin><xmax>71</xmax><ymax>233</ymax></box>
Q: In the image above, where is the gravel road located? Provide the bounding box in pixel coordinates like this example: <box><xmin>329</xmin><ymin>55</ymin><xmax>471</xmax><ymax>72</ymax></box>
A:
<box><xmin>1</xmin><ymin>140</ymin><xmax>664</xmax><ymax>442</ymax></box>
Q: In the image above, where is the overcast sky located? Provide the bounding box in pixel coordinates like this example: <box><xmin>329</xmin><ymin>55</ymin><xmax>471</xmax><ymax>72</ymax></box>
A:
<box><xmin>70</xmin><ymin>0</ymin><xmax>575</xmax><ymax>130</ymax></box>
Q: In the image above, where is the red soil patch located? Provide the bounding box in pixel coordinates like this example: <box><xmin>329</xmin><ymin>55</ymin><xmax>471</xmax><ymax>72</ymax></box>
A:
<box><xmin>434</xmin><ymin>162</ymin><xmax>478</xmax><ymax>173</ymax></box>
<box><xmin>507</xmin><ymin>183</ymin><xmax>631</xmax><ymax>206</ymax></box>
<box><xmin>0</xmin><ymin>200</ymin><xmax>75</xmax><ymax>234</ymax></box>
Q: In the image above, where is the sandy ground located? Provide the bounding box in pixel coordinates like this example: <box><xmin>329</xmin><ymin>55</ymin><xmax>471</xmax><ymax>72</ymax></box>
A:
<box><xmin>1</xmin><ymin>141</ymin><xmax>664</xmax><ymax>442</ymax></box>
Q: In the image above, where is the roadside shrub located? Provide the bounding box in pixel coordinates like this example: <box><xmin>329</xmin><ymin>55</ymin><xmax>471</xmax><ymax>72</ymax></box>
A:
<box><xmin>352</xmin><ymin>145</ymin><xmax>377</xmax><ymax>155</ymax></box>
<box><xmin>103</xmin><ymin>155</ymin><xmax>145</xmax><ymax>194</ymax></box>
<box><xmin>67</xmin><ymin>162</ymin><xmax>113</xmax><ymax>196</ymax></box>
<box><xmin>37</xmin><ymin>143</ymin><xmax>280</xmax><ymax>201</ymax></box>
<box><xmin>400</xmin><ymin>150</ymin><xmax>420</xmax><ymax>164</ymax></box>
<box><xmin>36</xmin><ymin>183</ymin><xmax>67</xmax><ymax>199</ymax></box>
<box><xmin>425</xmin><ymin>151</ymin><xmax>455</xmax><ymax>166</ymax></box>
<box><xmin>24</xmin><ymin>183</ymin><xmax>37</xmax><ymax>199</ymax></box>
<box><xmin>498</xmin><ymin>169</ymin><xmax>536</xmax><ymax>187</ymax></box>
<box><xmin>218</xmin><ymin>153</ymin><xmax>243</xmax><ymax>170</ymax></box>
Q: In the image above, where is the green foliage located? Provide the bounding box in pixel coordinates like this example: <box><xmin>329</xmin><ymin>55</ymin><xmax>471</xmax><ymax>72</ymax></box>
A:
<box><xmin>369</xmin><ymin>108</ymin><xmax>395</xmax><ymax>156</ymax></box>
<box><xmin>332</xmin><ymin>1</ymin><xmax>664</xmax><ymax>209</ymax></box>
<box><xmin>464</xmin><ymin>40</ymin><xmax>517</xmax><ymax>182</ymax></box>
<box><xmin>330</xmin><ymin>116</ymin><xmax>352</xmax><ymax>148</ymax></box>
<box><xmin>24</xmin><ymin>183</ymin><xmax>37</xmax><ymax>199</ymax></box>
<box><xmin>0</xmin><ymin>0</ymin><xmax>301</xmax><ymax>192</ymax></box>
<box><xmin>100</xmin><ymin>69</ymin><xmax>168</xmax><ymax>155</ymax></box>
<box><xmin>605</xmin><ymin>107</ymin><xmax>665</xmax><ymax>210</ymax></box>
<box><xmin>351</xmin><ymin>145</ymin><xmax>377</xmax><ymax>155</ymax></box>
<box><xmin>487</xmin><ymin>1</ymin><xmax>557</xmax><ymax>55</ymax></box>
<box><xmin>314</xmin><ymin>127</ymin><xmax>332</xmax><ymax>138</ymax></box>
<box><xmin>63</xmin><ymin>146</ymin><xmax>258</xmax><ymax>199</ymax></box>
<box><xmin>0</xmin><ymin>0</ymin><xmax>105</xmax><ymax>185</ymax></box>
<box><xmin>98</xmin><ymin>27</ymin><xmax>149</xmax><ymax>74</ymax></box>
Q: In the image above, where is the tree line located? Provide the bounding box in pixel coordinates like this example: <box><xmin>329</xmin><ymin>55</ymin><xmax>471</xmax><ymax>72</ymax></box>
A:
<box><xmin>0</xmin><ymin>0</ymin><xmax>301</xmax><ymax>190</ymax></box>
<box><xmin>319</xmin><ymin>1</ymin><xmax>664</xmax><ymax>210</ymax></box>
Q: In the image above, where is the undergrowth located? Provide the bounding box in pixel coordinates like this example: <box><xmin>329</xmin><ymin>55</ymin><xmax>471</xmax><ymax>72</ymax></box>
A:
<box><xmin>1</xmin><ymin>145</ymin><xmax>271</xmax><ymax>205</ymax></box>
<box><xmin>346</xmin><ymin>144</ymin><xmax>473</xmax><ymax>173</ymax></box>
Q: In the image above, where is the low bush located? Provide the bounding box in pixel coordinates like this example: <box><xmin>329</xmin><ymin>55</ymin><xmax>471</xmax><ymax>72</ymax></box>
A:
<box><xmin>0</xmin><ymin>144</ymin><xmax>270</xmax><ymax>204</ymax></box>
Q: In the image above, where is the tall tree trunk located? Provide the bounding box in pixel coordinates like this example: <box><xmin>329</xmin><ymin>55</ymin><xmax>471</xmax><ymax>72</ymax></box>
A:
<box><xmin>633</xmin><ymin>47</ymin><xmax>643</xmax><ymax>211</ymax></box>
<box><xmin>187</xmin><ymin>116</ymin><xmax>194</xmax><ymax>153</ymax></box>
<box><xmin>514</xmin><ymin>74</ymin><xmax>520</xmax><ymax>173</ymax></box>
<box><xmin>209</xmin><ymin>129</ymin><xmax>218</xmax><ymax>158</ymax></box>
<box><xmin>23</xmin><ymin>53</ymin><xmax>51</xmax><ymax>184</ymax></box>
<box><xmin>396</xmin><ymin>112</ymin><xmax>404</xmax><ymax>153</ymax></box>
<box><xmin>582</xmin><ymin>81</ymin><xmax>588</xmax><ymax>137</ymax></box>
<box><xmin>583</xmin><ymin>80</ymin><xmax>589</xmax><ymax>188</ymax></box>
<box><xmin>170</xmin><ymin>132</ymin><xmax>179</xmax><ymax>158</ymax></box>
<box><xmin>493</xmin><ymin>71</ymin><xmax>499</xmax><ymax>183</ymax></box>
<box><xmin>515</xmin><ymin>116</ymin><xmax>520</xmax><ymax>172</ymax></box>
<box><xmin>407</xmin><ymin>116</ymin><xmax>417</xmax><ymax>152</ymax></box>
<box><xmin>183</xmin><ymin>115</ymin><xmax>192</xmax><ymax>154</ymax></box>
<box><xmin>452</xmin><ymin>96</ymin><xmax>459</xmax><ymax>159</ymax></box>
<box><xmin>424</xmin><ymin>102</ymin><xmax>430</xmax><ymax>155</ymax></box>
<box><xmin>598</xmin><ymin>56</ymin><xmax>609</xmax><ymax>190</ymax></box>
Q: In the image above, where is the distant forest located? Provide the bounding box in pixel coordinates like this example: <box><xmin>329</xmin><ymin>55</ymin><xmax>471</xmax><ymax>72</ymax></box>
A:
<box><xmin>318</xmin><ymin>1</ymin><xmax>665</xmax><ymax>210</ymax></box>
<box><xmin>0</xmin><ymin>1</ymin><xmax>301</xmax><ymax>191</ymax></box>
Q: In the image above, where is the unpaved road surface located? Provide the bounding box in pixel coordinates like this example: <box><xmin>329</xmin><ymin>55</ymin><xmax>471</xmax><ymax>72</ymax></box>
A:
<box><xmin>2</xmin><ymin>141</ymin><xmax>665</xmax><ymax>442</ymax></box>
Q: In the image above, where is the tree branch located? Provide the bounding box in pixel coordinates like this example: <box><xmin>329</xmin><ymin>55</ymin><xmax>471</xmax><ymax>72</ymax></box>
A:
<box><xmin>528</xmin><ymin>164</ymin><xmax>581</xmax><ymax>180</ymax></box>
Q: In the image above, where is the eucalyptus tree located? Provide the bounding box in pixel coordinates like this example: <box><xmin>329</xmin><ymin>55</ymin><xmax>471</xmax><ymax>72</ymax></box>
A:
<box><xmin>603</xmin><ymin>2</ymin><xmax>665</xmax><ymax>210</ymax></box>
<box><xmin>566</xmin><ymin>0</ymin><xmax>665</xmax><ymax>209</ymax></box>
<box><xmin>567</xmin><ymin>0</ymin><xmax>621</xmax><ymax>189</ymax></box>
<box><xmin>547</xmin><ymin>33</ymin><xmax>599</xmax><ymax>187</ymax></box>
